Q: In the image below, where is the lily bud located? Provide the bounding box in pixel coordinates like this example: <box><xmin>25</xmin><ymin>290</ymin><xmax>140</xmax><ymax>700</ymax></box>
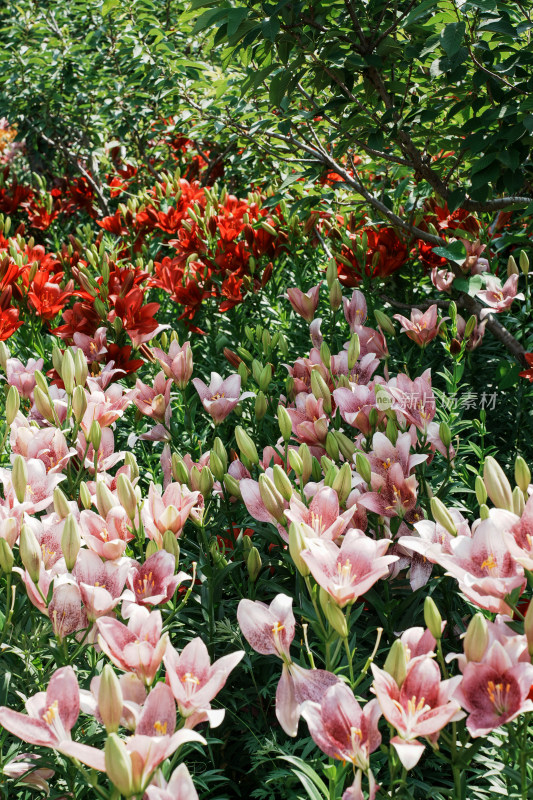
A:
<box><xmin>430</xmin><ymin>497</ymin><xmax>457</xmax><ymax>536</ymax></box>
<box><xmin>72</xmin><ymin>385</ymin><xmax>87</xmax><ymax>423</ymax></box>
<box><xmin>464</xmin><ymin>315</ymin><xmax>476</xmax><ymax>338</ymax></box>
<box><xmin>33</xmin><ymin>386</ymin><xmax>55</xmax><ymax>423</ymax></box>
<box><xmin>0</xmin><ymin>341</ymin><xmax>9</xmax><ymax>370</ymax></box>
<box><xmin>255</xmin><ymin>391</ymin><xmax>268</xmax><ymax>420</ymax></box>
<box><xmin>507</xmin><ymin>255</ymin><xmax>519</xmax><ymax>276</ymax></box>
<box><xmin>299</xmin><ymin>443</ymin><xmax>312</xmax><ymax>484</ymax></box>
<box><xmin>96</xmin><ymin>481</ymin><xmax>116</xmax><ymax>518</ymax></box>
<box><xmin>439</xmin><ymin>421</ymin><xmax>452</xmax><ymax>450</ymax></box>
<box><xmin>385</xmin><ymin>417</ymin><xmax>398</xmax><ymax>446</ymax></box>
<box><xmin>355</xmin><ymin>452</ymin><xmax>372</xmax><ymax>485</ymax></box>
<box><xmin>247</xmin><ymin>547</ymin><xmax>262</xmax><ymax>582</ymax></box>
<box><xmin>258</xmin><ymin>474</ymin><xmax>286</xmax><ymax>523</ymax></box>
<box><xmin>99</xmin><ymin>665</ymin><xmax>123</xmax><ymax>733</ymax></box>
<box><xmin>105</xmin><ymin>734</ymin><xmax>133</xmax><ymax>797</ymax></box>
<box><xmin>333</xmin><ymin>431</ymin><xmax>356</xmax><ymax>461</ymax></box>
<box><xmin>475</xmin><ymin>475</ymin><xmax>487</xmax><ymax>506</ymax></box>
<box><xmin>515</xmin><ymin>455</ymin><xmax>531</xmax><ymax>493</ymax></box>
<box><xmin>424</xmin><ymin>596</ymin><xmax>442</xmax><ymax>640</ymax></box>
<box><xmin>374</xmin><ymin>309</ymin><xmax>396</xmax><ymax>336</ymax></box>
<box><xmin>199</xmin><ymin>467</ymin><xmax>214</xmax><ymax>497</ymax></box>
<box><xmin>74</xmin><ymin>348</ymin><xmax>88</xmax><ymax>386</ymax></box>
<box><xmin>88</xmin><ymin>420</ymin><xmax>102</xmax><ymax>451</ymax></box>
<box><xmin>0</xmin><ymin>538</ymin><xmax>14</xmax><ymax>573</ymax></box>
<box><xmin>212</xmin><ymin>438</ymin><xmax>227</xmax><ymax>472</ymax></box>
<box><xmin>235</xmin><ymin>426</ymin><xmax>259</xmax><ymax>465</ymax></box>
<box><xmin>288</xmin><ymin>522</ymin><xmax>310</xmax><ymax>576</ymax></box>
<box><xmin>347</xmin><ymin>333</ymin><xmax>360</xmax><ymax>370</ymax></box>
<box><xmin>189</xmin><ymin>466</ymin><xmax>201</xmax><ymax>492</ymax></box>
<box><xmin>513</xmin><ymin>485</ymin><xmax>525</xmax><ymax>516</ymax></box>
<box><xmin>19</xmin><ymin>524</ymin><xmax>41</xmax><ymax>583</ymax></box>
<box><xmin>324</xmin><ymin>464</ymin><xmax>339</xmax><ymax>487</ymax></box>
<box><xmin>12</xmin><ymin>455</ymin><xmax>27</xmax><ymax>504</ymax></box>
<box><xmin>52</xmin><ymin>346</ymin><xmax>63</xmax><ymax>376</ymax></box>
<box><xmin>520</xmin><ymin>250</ymin><xmax>530</xmax><ymax>276</ymax></box>
<box><xmin>483</xmin><ymin>456</ymin><xmax>513</xmax><ymax>511</ymax></box>
<box><xmin>320</xmin><ymin>342</ymin><xmax>331</xmax><ymax>370</ymax></box>
<box><xmin>319</xmin><ymin>587</ymin><xmax>348</xmax><ymax>637</ymax></box>
<box><xmin>463</xmin><ymin>612</ymin><xmax>488</xmax><ymax>662</ymax></box>
<box><xmin>383</xmin><ymin>639</ymin><xmax>408</xmax><ymax>688</ymax></box>
<box><xmin>80</xmin><ymin>481</ymin><xmax>92</xmax><ymax>510</ymax></box>
<box><xmin>61</xmin><ymin>349</ymin><xmax>75</xmax><ymax>395</ymax></box>
<box><xmin>5</xmin><ymin>385</ymin><xmax>19</xmax><ymax>425</ymax></box>
<box><xmin>310</xmin><ymin>371</ymin><xmax>331</xmax><ymax>414</ymax></box>
<box><xmin>479</xmin><ymin>503</ymin><xmax>490</xmax><ymax>519</ymax></box>
<box><xmin>171</xmin><ymin>454</ymin><xmax>189</xmax><ymax>485</ymax></box>
<box><xmin>146</xmin><ymin>539</ymin><xmax>159</xmax><ymax>558</ymax></box>
<box><xmin>277</xmin><ymin>405</ymin><xmax>292</xmax><ymax>442</ymax></box>
<box><xmin>288</xmin><ymin>449</ymin><xmax>303</xmax><ymax>476</ymax></box>
<box><xmin>223</xmin><ymin>473</ymin><xmax>241</xmax><ymax>498</ymax></box>
<box><xmin>525</xmin><ymin>601</ymin><xmax>533</xmax><ymax>657</ymax></box>
<box><xmin>331</xmin><ymin>462</ymin><xmax>352</xmax><ymax>505</ymax></box>
<box><xmin>259</xmin><ymin>364</ymin><xmax>272</xmax><ymax>392</ymax></box>
<box><xmin>273</xmin><ymin>464</ymin><xmax>293</xmax><ymax>501</ymax></box>
<box><xmin>124</xmin><ymin>452</ymin><xmax>139</xmax><ymax>481</ymax></box>
<box><xmin>209</xmin><ymin>451</ymin><xmax>225</xmax><ymax>482</ymax></box>
<box><xmin>325</xmin><ymin>432</ymin><xmax>340</xmax><ymax>462</ymax></box>
<box><xmin>53</xmin><ymin>487</ymin><xmax>71</xmax><ymax>519</ymax></box>
<box><xmin>61</xmin><ymin>515</ymin><xmax>81</xmax><ymax>571</ymax></box>
<box><xmin>326</xmin><ymin>259</ymin><xmax>337</xmax><ymax>288</ymax></box>
<box><xmin>117</xmin><ymin>474</ymin><xmax>137</xmax><ymax>520</ymax></box>
<box><xmin>329</xmin><ymin>279</ymin><xmax>342</xmax><ymax>311</ymax></box>
<box><xmin>162</xmin><ymin>530</ymin><xmax>180</xmax><ymax>567</ymax></box>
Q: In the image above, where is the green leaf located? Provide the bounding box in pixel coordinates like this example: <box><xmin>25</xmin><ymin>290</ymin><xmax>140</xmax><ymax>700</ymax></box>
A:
<box><xmin>432</xmin><ymin>240</ymin><xmax>467</xmax><ymax>264</ymax></box>
<box><xmin>440</xmin><ymin>22</ymin><xmax>466</xmax><ymax>56</ymax></box>
<box><xmin>280</xmin><ymin>757</ymin><xmax>329</xmax><ymax>799</ymax></box>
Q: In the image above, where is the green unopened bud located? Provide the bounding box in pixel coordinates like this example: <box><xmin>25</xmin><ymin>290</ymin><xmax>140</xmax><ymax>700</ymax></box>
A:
<box><xmin>326</xmin><ymin>259</ymin><xmax>337</xmax><ymax>288</ymax></box>
<box><xmin>259</xmin><ymin>364</ymin><xmax>272</xmax><ymax>392</ymax></box>
<box><xmin>171</xmin><ymin>454</ymin><xmax>189</xmax><ymax>485</ymax></box>
<box><xmin>464</xmin><ymin>315</ymin><xmax>476</xmax><ymax>338</ymax></box>
<box><xmin>33</xmin><ymin>386</ymin><xmax>54</xmax><ymax>423</ymax></box>
<box><xmin>319</xmin><ymin>587</ymin><xmax>347</xmax><ymax>636</ymax></box>
<box><xmin>355</xmin><ymin>452</ymin><xmax>371</xmax><ymax>485</ymax></box>
<box><xmin>311</xmin><ymin>455</ymin><xmax>322</xmax><ymax>483</ymax></box>
<box><xmin>0</xmin><ymin>341</ymin><xmax>9</xmax><ymax>370</ymax></box>
<box><xmin>52</xmin><ymin>346</ymin><xmax>63</xmax><ymax>376</ymax></box>
<box><xmin>72</xmin><ymin>385</ymin><xmax>87</xmax><ymax>422</ymax></box>
<box><xmin>124</xmin><ymin>452</ymin><xmax>139</xmax><ymax>481</ymax></box>
<box><xmin>448</xmin><ymin>301</ymin><xmax>457</xmax><ymax>326</ymax></box>
<box><xmin>242</xmin><ymin>534</ymin><xmax>253</xmax><ymax>556</ymax></box>
<box><xmin>288</xmin><ymin>449</ymin><xmax>303</xmax><ymax>476</ymax></box>
<box><xmin>277</xmin><ymin>405</ymin><xmax>293</xmax><ymax>442</ymax></box>
<box><xmin>310</xmin><ymin>371</ymin><xmax>331</xmax><ymax>414</ymax></box>
<box><xmin>88</xmin><ymin>420</ymin><xmax>102</xmax><ymax>451</ymax></box>
<box><xmin>19</xmin><ymin>524</ymin><xmax>41</xmax><ymax>583</ymax></box>
<box><xmin>247</xmin><ymin>547</ymin><xmax>262</xmax><ymax>582</ymax></box>
<box><xmin>331</xmin><ymin>462</ymin><xmax>352</xmax><ymax>505</ymax></box>
<box><xmin>424</xmin><ymin>596</ymin><xmax>442</xmax><ymax>639</ymax></box>
<box><xmin>368</xmin><ymin>407</ymin><xmax>378</xmax><ymax>428</ymax></box>
<box><xmin>53</xmin><ymin>487</ymin><xmax>71</xmax><ymax>519</ymax></box>
<box><xmin>12</xmin><ymin>454</ymin><xmax>27</xmax><ymax>504</ymax></box>
<box><xmin>212</xmin><ymin>438</ymin><xmax>227</xmax><ymax>472</ymax></box>
<box><xmin>117</xmin><ymin>474</ymin><xmax>137</xmax><ymax>520</ymax></box>
<box><xmin>96</xmin><ymin>481</ymin><xmax>116</xmax><ymax>518</ymax></box>
<box><xmin>34</xmin><ymin>370</ymin><xmax>49</xmax><ymax>394</ymax></box>
<box><xmin>288</xmin><ymin>522</ymin><xmax>310</xmax><ymax>576</ymax></box>
<box><xmin>210</xmin><ymin>451</ymin><xmax>225</xmax><ymax>482</ymax></box>
<box><xmin>479</xmin><ymin>503</ymin><xmax>490</xmax><ymax>519</ymax></box>
<box><xmin>0</xmin><ymin>538</ymin><xmax>14</xmax><ymax>573</ymax></box>
<box><xmin>324</xmin><ymin>464</ymin><xmax>339</xmax><ymax>487</ymax></box>
<box><xmin>80</xmin><ymin>481</ymin><xmax>92</xmax><ymax>510</ymax></box>
<box><xmin>334</xmin><ymin>431</ymin><xmax>356</xmax><ymax>461</ymax></box>
<box><xmin>329</xmin><ymin>279</ymin><xmax>342</xmax><ymax>311</ymax></box>
<box><xmin>162</xmin><ymin>530</ymin><xmax>180</xmax><ymax>566</ymax></box>
<box><xmin>61</xmin><ymin>514</ymin><xmax>81</xmax><ymax>571</ymax></box>
<box><xmin>525</xmin><ymin>601</ymin><xmax>533</xmax><ymax>657</ymax></box>
<box><xmin>105</xmin><ymin>734</ymin><xmax>133</xmax><ymax>797</ymax></box>
<box><xmin>513</xmin><ymin>485</ymin><xmax>525</xmax><ymax>516</ymax></box>
<box><xmin>99</xmin><ymin>665</ymin><xmax>123</xmax><ymax>734</ymax></box>
<box><xmin>463</xmin><ymin>612</ymin><xmax>488</xmax><ymax>662</ymax></box>
<box><xmin>347</xmin><ymin>333</ymin><xmax>360</xmax><ymax>370</ymax></box>
<box><xmin>507</xmin><ymin>255</ymin><xmax>519</xmax><ymax>276</ymax></box>
<box><xmin>146</xmin><ymin>539</ymin><xmax>159</xmax><ymax>558</ymax></box>
<box><xmin>61</xmin><ymin>350</ymin><xmax>75</xmax><ymax>395</ymax></box>
<box><xmin>238</xmin><ymin>361</ymin><xmax>249</xmax><ymax>385</ymax></box>
<box><xmin>258</xmin><ymin>474</ymin><xmax>286</xmax><ymax>523</ymax></box>
<box><xmin>383</xmin><ymin>639</ymin><xmax>408</xmax><ymax>687</ymax></box>
<box><xmin>235</xmin><ymin>426</ymin><xmax>259</xmax><ymax>465</ymax></box>
<box><xmin>520</xmin><ymin>250</ymin><xmax>530</xmax><ymax>276</ymax></box>
<box><xmin>222</xmin><ymin>473</ymin><xmax>239</xmax><ymax>499</ymax></box>
<box><xmin>273</xmin><ymin>464</ymin><xmax>293</xmax><ymax>501</ymax></box>
<box><xmin>439</xmin><ymin>421</ymin><xmax>452</xmax><ymax>449</ymax></box>
<box><xmin>74</xmin><ymin>348</ymin><xmax>88</xmax><ymax>386</ymax></box>
<box><xmin>325</xmin><ymin>432</ymin><xmax>340</xmax><ymax>462</ymax></box>
<box><xmin>189</xmin><ymin>466</ymin><xmax>201</xmax><ymax>492</ymax></box>
<box><xmin>483</xmin><ymin>456</ymin><xmax>513</xmax><ymax>511</ymax></box>
<box><xmin>374</xmin><ymin>309</ymin><xmax>396</xmax><ymax>336</ymax></box>
<box><xmin>385</xmin><ymin>417</ymin><xmax>398</xmax><ymax>446</ymax></box>
<box><xmin>475</xmin><ymin>475</ymin><xmax>487</xmax><ymax>505</ymax></box>
<box><xmin>299</xmin><ymin>443</ymin><xmax>313</xmax><ymax>484</ymax></box>
<box><xmin>255</xmin><ymin>391</ymin><xmax>268</xmax><ymax>420</ymax></box>
<box><xmin>515</xmin><ymin>455</ymin><xmax>531</xmax><ymax>493</ymax></box>
<box><xmin>430</xmin><ymin>497</ymin><xmax>457</xmax><ymax>536</ymax></box>
<box><xmin>199</xmin><ymin>467</ymin><xmax>214</xmax><ymax>496</ymax></box>
<box><xmin>5</xmin><ymin>385</ymin><xmax>19</xmax><ymax>425</ymax></box>
<box><xmin>320</xmin><ymin>342</ymin><xmax>331</xmax><ymax>370</ymax></box>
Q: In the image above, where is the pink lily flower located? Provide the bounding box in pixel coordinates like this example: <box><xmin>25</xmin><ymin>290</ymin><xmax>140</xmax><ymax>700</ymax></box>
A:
<box><xmin>76</xmin><ymin>427</ymin><xmax>124</xmax><ymax>473</ymax></box>
<box><xmin>3</xmin><ymin>754</ymin><xmax>54</xmax><ymax>793</ymax></box>
<box><xmin>357</xmin><ymin>464</ymin><xmax>419</xmax><ymax>519</ymax></box>
<box><xmin>478</xmin><ymin>274</ymin><xmax>524</xmax><ymax>318</ymax></box>
<box><xmin>13</xmin><ymin>427</ymin><xmax>76</xmax><ymax>474</ymax></box>
<box><xmin>0</xmin><ymin>666</ymin><xmax>104</xmax><ymax>771</ymax></box>
<box><xmin>164</xmin><ymin>638</ymin><xmax>244</xmax><ymax>728</ymax></box>
<box><xmin>393</xmin><ymin>304</ymin><xmax>443</xmax><ymax>347</ymax></box>
<box><xmin>97</xmin><ymin>606</ymin><xmax>168</xmax><ymax>685</ymax></box>
<box><xmin>81</xmin><ymin>672</ymin><xmax>147</xmax><ymax>731</ymax></box>
<box><xmin>145</xmin><ymin>763</ymin><xmax>199</xmax><ymax>800</ymax></box>
<box><xmin>284</xmin><ymin>393</ymin><xmax>329</xmax><ymax>447</ymax></box>
<box><xmin>504</xmin><ymin>495</ymin><xmax>533</xmax><ymax>571</ymax></box>
<box><xmin>141</xmin><ymin>482</ymin><xmax>200</xmax><ymax>547</ymax></box>
<box><xmin>0</xmin><ymin>458</ymin><xmax>65</xmax><ymax>514</ymax></box>
<box><xmin>124</xmin><ymin>550</ymin><xmax>190</xmax><ymax>607</ymax></box>
<box><xmin>80</xmin><ymin>507</ymin><xmax>134</xmax><ymax>560</ymax></box>
<box><xmin>82</xmin><ymin>383</ymin><xmax>132</xmax><ymax>430</ymax></box>
<box><xmin>333</xmin><ymin>384</ymin><xmax>381</xmax><ymax>435</ymax></box>
<box><xmin>286</xmin><ymin>282</ymin><xmax>322</xmax><ymax>322</ymax></box>
<box><xmin>366</xmin><ymin>431</ymin><xmax>427</xmax><ymax>478</ymax></box>
<box><xmin>73</xmin><ymin>326</ymin><xmax>108</xmax><ymax>362</ymax></box>
<box><xmin>285</xmin><ymin>353</ymin><xmax>329</xmax><ymax>395</ymax></box>
<box><xmin>454</xmin><ymin>640</ymin><xmax>533</xmax><ymax>737</ymax></box>
<box><xmin>343</xmin><ymin>289</ymin><xmax>367</xmax><ymax>331</ymax></box>
<box><xmin>237</xmin><ymin>594</ymin><xmax>339</xmax><ymax>736</ymax></box>
<box><xmin>331</xmin><ymin>351</ymin><xmax>380</xmax><ymax>385</ymax></box>
<box><xmin>151</xmin><ymin>340</ymin><xmax>194</xmax><ymax>389</ymax></box>
<box><xmin>456</xmin><ymin>313</ymin><xmax>486</xmax><ymax>350</ymax></box>
<box><xmin>5</xmin><ymin>357</ymin><xmax>44</xmax><ymax>398</ymax></box>
<box><xmin>430</xmin><ymin>267</ymin><xmax>454</xmax><ymax>293</ymax></box>
<box><xmin>387</xmin><ymin>370</ymin><xmax>436</xmax><ymax>433</ymax></box>
<box><xmin>309</xmin><ymin>318</ymin><xmax>323</xmax><ymax>349</ymax></box>
<box><xmin>301</xmin><ymin>682</ymin><xmax>381</xmax><ymax>799</ymax></box>
<box><xmin>192</xmin><ymin>372</ymin><xmax>253</xmax><ymax>424</ymax></box>
<box><xmin>73</xmin><ymin>550</ymin><xmax>131</xmax><ymax>622</ymax></box>
<box><xmin>285</xmin><ymin>486</ymin><xmax>356</xmax><ymax>542</ymax></box>
<box><xmin>371</xmin><ymin>656</ymin><xmax>462</xmax><ymax>769</ymax></box>
<box><xmin>133</xmin><ymin>371</ymin><xmax>172</xmax><ymax>423</ymax></box>
<box><xmin>301</xmin><ymin>529</ymin><xmax>398</xmax><ymax>606</ymax></box>
<box><xmin>454</xmin><ymin>616</ymin><xmax>529</xmax><ymax>674</ymax></box>
<box><xmin>48</xmin><ymin>574</ymin><xmax>88</xmax><ymax>640</ymax></box>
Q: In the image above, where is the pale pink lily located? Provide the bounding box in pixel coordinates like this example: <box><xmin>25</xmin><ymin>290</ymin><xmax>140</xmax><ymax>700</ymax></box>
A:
<box><xmin>284</xmin><ymin>393</ymin><xmax>329</xmax><ymax>447</ymax></box>
<box><xmin>237</xmin><ymin>594</ymin><xmax>339</xmax><ymax>736</ymax></box>
<box><xmin>286</xmin><ymin>282</ymin><xmax>322</xmax><ymax>322</ymax></box>
<box><xmin>393</xmin><ymin>305</ymin><xmax>443</xmax><ymax>347</ymax></box>
<box><xmin>141</xmin><ymin>482</ymin><xmax>200</xmax><ymax>547</ymax></box>
<box><xmin>73</xmin><ymin>550</ymin><xmax>131</xmax><ymax>622</ymax></box>
<box><xmin>430</xmin><ymin>267</ymin><xmax>454</xmax><ymax>293</ymax></box>
<box><xmin>81</xmin><ymin>672</ymin><xmax>147</xmax><ymax>731</ymax></box>
<box><xmin>285</xmin><ymin>486</ymin><xmax>356</xmax><ymax>542</ymax></box>
<box><xmin>3</xmin><ymin>754</ymin><xmax>54</xmax><ymax>793</ymax></box>
<box><xmin>77</xmin><ymin>427</ymin><xmax>124</xmax><ymax>473</ymax></box>
<box><xmin>285</xmin><ymin>352</ymin><xmax>329</xmax><ymax>395</ymax></box>
<box><xmin>301</xmin><ymin>529</ymin><xmax>398</xmax><ymax>607</ymax></box>
<box><xmin>82</xmin><ymin>382</ymin><xmax>132</xmax><ymax>430</ymax></box>
<box><xmin>80</xmin><ymin>507</ymin><xmax>134</xmax><ymax>560</ymax></box>
<box><xmin>331</xmin><ymin>351</ymin><xmax>380</xmax><ymax>385</ymax></box>
<box><xmin>478</xmin><ymin>274</ymin><xmax>524</xmax><ymax>318</ymax></box>
<box><xmin>0</xmin><ymin>458</ymin><xmax>65</xmax><ymax>514</ymax></box>
<box><xmin>145</xmin><ymin>763</ymin><xmax>199</xmax><ymax>800</ymax></box>
<box><xmin>73</xmin><ymin>326</ymin><xmax>108</xmax><ymax>362</ymax></box>
<box><xmin>456</xmin><ymin>313</ymin><xmax>486</xmax><ymax>350</ymax></box>
<box><xmin>504</xmin><ymin>495</ymin><xmax>533</xmax><ymax>571</ymax></box>
<box><xmin>124</xmin><ymin>550</ymin><xmax>190</xmax><ymax>607</ymax></box>
<box><xmin>12</xmin><ymin>426</ymin><xmax>76</xmax><ymax>473</ymax></box>
<box><xmin>357</xmin><ymin>463</ymin><xmax>419</xmax><ymax>520</ymax></box>
<box><xmin>164</xmin><ymin>637</ymin><xmax>244</xmax><ymax>728</ymax></box>
<box><xmin>97</xmin><ymin>606</ymin><xmax>168</xmax><ymax>685</ymax></box>
<box><xmin>192</xmin><ymin>372</ymin><xmax>253</xmax><ymax>424</ymax></box>
<box><xmin>301</xmin><ymin>683</ymin><xmax>381</xmax><ymax>800</ymax></box>
<box><xmin>343</xmin><ymin>289</ymin><xmax>367</xmax><ymax>330</ymax></box>
<box><xmin>386</xmin><ymin>370</ymin><xmax>436</xmax><ymax>433</ymax></box>
<box><xmin>5</xmin><ymin>357</ymin><xmax>43</xmax><ymax>398</ymax></box>
<box><xmin>151</xmin><ymin>340</ymin><xmax>194</xmax><ymax>389</ymax></box>
<box><xmin>371</xmin><ymin>657</ymin><xmax>462</xmax><ymax>769</ymax></box>
<box><xmin>333</xmin><ymin>384</ymin><xmax>381</xmax><ymax>435</ymax></box>
<box><xmin>48</xmin><ymin>574</ymin><xmax>88</xmax><ymax>640</ymax></box>
<box><xmin>366</xmin><ymin>431</ymin><xmax>427</xmax><ymax>478</ymax></box>
<box><xmin>0</xmin><ymin>667</ymin><xmax>104</xmax><ymax>771</ymax></box>
<box><xmin>454</xmin><ymin>640</ymin><xmax>533</xmax><ymax>737</ymax></box>
<box><xmin>133</xmin><ymin>371</ymin><xmax>172</xmax><ymax>423</ymax></box>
